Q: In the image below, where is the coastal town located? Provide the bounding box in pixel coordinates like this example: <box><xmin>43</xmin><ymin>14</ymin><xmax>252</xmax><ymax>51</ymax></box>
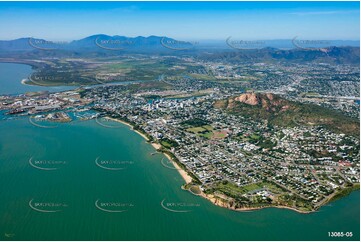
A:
<box><xmin>0</xmin><ymin>61</ymin><xmax>359</xmax><ymax>213</ymax></box>
<box><xmin>1</xmin><ymin>1</ymin><xmax>360</xmax><ymax>240</ymax></box>
<box><xmin>88</xmin><ymin>85</ymin><xmax>359</xmax><ymax>212</ymax></box>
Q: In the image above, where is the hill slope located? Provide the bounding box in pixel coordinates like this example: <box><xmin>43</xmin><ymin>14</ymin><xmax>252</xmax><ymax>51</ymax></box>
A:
<box><xmin>198</xmin><ymin>46</ymin><xmax>360</xmax><ymax>65</ymax></box>
<box><xmin>214</xmin><ymin>93</ymin><xmax>359</xmax><ymax>136</ymax></box>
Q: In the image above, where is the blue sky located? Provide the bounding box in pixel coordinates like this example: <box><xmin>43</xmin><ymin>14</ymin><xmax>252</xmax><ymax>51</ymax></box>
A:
<box><xmin>0</xmin><ymin>1</ymin><xmax>359</xmax><ymax>41</ymax></box>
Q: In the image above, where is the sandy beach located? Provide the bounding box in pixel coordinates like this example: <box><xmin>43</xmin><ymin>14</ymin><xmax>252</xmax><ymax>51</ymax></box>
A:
<box><xmin>151</xmin><ymin>143</ymin><xmax>162</xmax><ymax>150</ymax></box>
<box><xmin>163</xmin><ymin>153</ymin><xmax>193</xmax><ymax>184</ymax></box>
<box><xmin>101</xmin><ymin>116</ymin><xmax>311</xmax><ymax>213</ymax></box>
<box><xmin>105</xmin><ymin>116</ymin><xmax>192</xmax><ymax>184</ymax></box>
<box><xmin>106</xmin><ymin>117</ymin><xmax>132</xmax><ymax>128</ymax></box>
<box><xmin>134</xmin><ymin>129</ymin><xmax>150</xmax><ymax>141</ymax></box>
<box><xmin>21</xmin><ymin>78</ymin><xmax>31</xmax><ymax>86</ymax></box>
<box><xmin>106</xmin><ymin>117</ymin><xmax>150</xmax><ymax>141</ymax></box>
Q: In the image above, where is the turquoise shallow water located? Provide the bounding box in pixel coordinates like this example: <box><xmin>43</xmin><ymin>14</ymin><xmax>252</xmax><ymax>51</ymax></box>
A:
<box><xmin>0</xmin><ymin>62</ymin><xmax>359</xmax><ymax>241</ymax></box>
<box><xmin>0</xmin><ymin>118</ymin><xmax>359</xmax><ymax>241</ymax></box>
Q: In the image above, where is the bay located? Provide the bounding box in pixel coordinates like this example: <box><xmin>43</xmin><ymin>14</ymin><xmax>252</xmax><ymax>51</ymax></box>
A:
<box><xmin>0</xmin><ymin>118</ymin><xmax>359</xmax><ymax>241</ymax></box>
<box><xmin>0</xmin><ymin>62</ymin><xmax>359</xmax><ymax>241</ymax></box>
<box><xmin>0</xmin><ymin>63</ymin><xmax>74</xmax><ymax>95</ymax></box>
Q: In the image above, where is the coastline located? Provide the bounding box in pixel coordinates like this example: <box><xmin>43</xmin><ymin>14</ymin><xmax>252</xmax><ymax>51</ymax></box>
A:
<box><xmin>199</xmin><ymin>192</ymin><xmax>313</xmax><ymax>214</ymax></box>
<box><xmin>21</xmin><ymin>77</ymin><xmax>45</xmax><ymax>87</ymax></box>
<box><xmin>100</xmin><ymin>116</ymin><xmax>358</xmax><ymax>215</ymax></box>
<box><xmin>105</xmin><ymin>116</ymin><xmax>192</xmax><ymax>184</ymax></box>
<box><xmin>151</xmin><ymin>143</ymin><xmax>162</xmax><ymax>150</ymax></box>
<box><xmin>106</xmin><ymin>117</ymin><xmax>133</xmax><ymax>128</ymax></box>
<box><xmin>200</xmin><ymin>185</ymin><xmax>360</xmax><ymax>214</ymax></box>
<box><xmin>0</xmin><ymin>59</ymin><xmax>38</xmax><ymax>70</ymax></box>
<box><xmin>106</xmin><ymin>117</ymin><xmax>150</xmax><ymax>141</ymax></box>
<box><xmin>163</xmin><ymin>153</ymin><xmax>193</xmax><ymax>184</ymax></box>
<box><xmin>21</xmin><ymin>78</ymin><xmax>30</xmax><ymax>86</ymax></box>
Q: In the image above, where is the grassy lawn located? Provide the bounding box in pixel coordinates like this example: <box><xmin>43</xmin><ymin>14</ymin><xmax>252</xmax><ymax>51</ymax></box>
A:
<box><xmin>250</xmin><ymin>134</ymin><xmax>261</xmax><ymax>140</ymax></box>
<box><xmin>160</xmin><ymin>141</ymin><xmax>170</xmax><ymax>148</ymax></box>
<box><xmin>186</xmin><ymin>125</ymin><xmax>228</xmax><ymax>140</ymax></box>
<box><xmin>214</xmin><ymin>181</ymin><xmax>286</xmax><ymax>198</ymax></box>
<box><xmin>215</xmin><ymin>181</ymin><xmax>246</xmax><ymax>197</ymax></box>
<box><xmin>189</xmin><ymin>185</ymin><xmax>202</xmax><ymax>195</ymax></box>
<box><xmin>213</xmin><ymin>131</ymin><xmax>227</xmax><ymax>139</ymax></box>
<box><xmin>260</xmin><ymin>182</ymin><xmax>287</xmax><ymax>194</ymax></box>
<box><xmin>202</xmin><ymin>125</ymin><xmax>213</xmax><ymax>131</ymax></box>
<box><xmin>200</xmin><ymin>131</ymin><xmax>213</xmax><ymax>139</ymax></box>
<box><xmin>191</xmin><ymin>125</ymin><xmax>213</xmax><ymax>132</ymax></box>
<box><xmin>187</xmin><ymin>126</ymin><xmax>207</xmax><ymax>133</ymax></box>
<box><xmin>241</xmin><ymin>183</ymin><xmax>264</xmax><ymax>192</ymax></box>
<box><xmin>186</xmin><ymin>125</ymin><xmax>214</xmax><ymax>138</ymax></box>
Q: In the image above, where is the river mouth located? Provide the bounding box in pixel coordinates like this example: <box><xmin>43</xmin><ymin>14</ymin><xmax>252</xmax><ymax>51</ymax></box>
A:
<box><xmin>0</xmin><ymin>62</ymin><xmax>146</xmax><ymax>96</ymax></box>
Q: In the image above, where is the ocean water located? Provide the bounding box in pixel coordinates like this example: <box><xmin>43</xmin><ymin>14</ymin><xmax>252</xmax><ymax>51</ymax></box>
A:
<box><xmin>0</xmin><ymin>118</ymin><xmax>359</xmax><ymax>241</ymax></box>
<box><xmin>0</xmin><ymin>62</ymin><xmax>74</xmax><ymax>95</ymax></box>
<box><xmin>0</xmin><ymin>62</ymin><xmax>359</xmax><ymax>241</ymax></box>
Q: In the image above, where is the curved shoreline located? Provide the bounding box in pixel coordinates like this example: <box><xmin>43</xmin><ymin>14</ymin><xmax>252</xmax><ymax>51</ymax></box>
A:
<box><xmin>105</xmin><ymin>117</ymin><xmax>192</xmax><ymax>184</ymax></box>
<box><xmin>100</xmin><ymin>116</ymin><xmax>359</xmax><ymax>215</ymax></box>
<box><xmin>162</xmin><ymin>153</ymin><xmax>193</xmax><ymax>184</ymax></box>
<box><xmin>1</xmin><ymin>61</ymin><xmax>38</xmax><ymax>88</ymax></box>
<box><xmin>1</xmin><ymin>60</ymin><xmax>59</xmax><ymax>87</ymax></box>
<box><xmin>0</xmin><ymin>60</ymin><xmax>37</xmax><ymax>69</ymax></box>
<box><xmin>21</xmin><ymin>78</ymin><xmax>33</xmax><ymax>86</ymax></box>
<box><xmin>199</xmin><ymin>184</ymin><xmax>360</xmax><ymax>214</ymax></box>
<box><xmin>199</xmin><ymin>192</ymin><xmax>313</xmax><ymax>214</ymax></box>
<box><xmin>106</xmin><ymin>117</ymin><xmax>150</xmax><ymax>141</ymax></box>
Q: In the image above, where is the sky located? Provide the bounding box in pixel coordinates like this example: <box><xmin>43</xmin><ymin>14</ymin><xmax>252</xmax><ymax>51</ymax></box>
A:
<box><xmin>0</xmin><ymin>1</ymin><xmax>359</xmax><ymax>41</ymax></box>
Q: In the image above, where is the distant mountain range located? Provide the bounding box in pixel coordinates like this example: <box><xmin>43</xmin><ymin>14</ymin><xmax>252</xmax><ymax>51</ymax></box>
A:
<box><xmin>0</xmin><ymin>35</ymin><xmax>359</xmax><ymax>64</ymax></box>
<box><xmin>197</xmin><ymin>45</ymin><xmax>360</xmax><ymax>64</ymax></box>
<box><xmin>0</xmin><ymin>35</ymin><xmax>193</xmax><ymax>52</ymax></box>
<box><xmin>0</xmin><ymin>35</ymin><xmax>359</xmax><ymax>52</ymax></box>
